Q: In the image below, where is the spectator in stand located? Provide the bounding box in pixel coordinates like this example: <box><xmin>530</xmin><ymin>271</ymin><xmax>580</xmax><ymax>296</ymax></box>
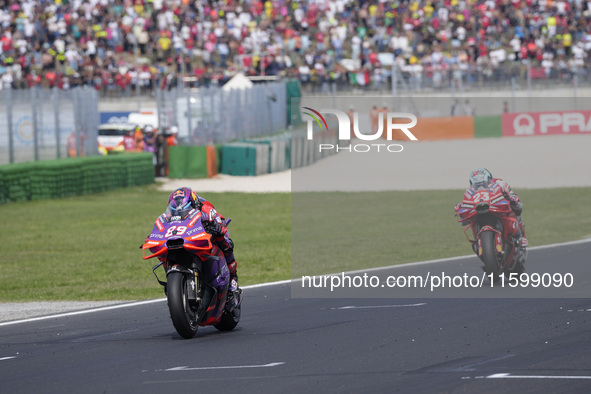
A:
<box><xmin>0</xmin><ymin>0</ymin><xmax>589</xmax><ymax>94</ymax></box>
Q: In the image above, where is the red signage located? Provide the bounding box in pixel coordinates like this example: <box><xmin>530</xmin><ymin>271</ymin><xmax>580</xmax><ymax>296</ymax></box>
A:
<box><xmin>502</xmin><ymin>110</ymin><xmax>591</xmax><ymax>137</ymax></box>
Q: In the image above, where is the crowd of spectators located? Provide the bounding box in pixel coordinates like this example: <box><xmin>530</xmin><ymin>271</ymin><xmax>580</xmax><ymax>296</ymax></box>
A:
<box><xmin>1</xmin><ymin>0</ymin><xmax>590</xmax><ymax>95</ymax></box>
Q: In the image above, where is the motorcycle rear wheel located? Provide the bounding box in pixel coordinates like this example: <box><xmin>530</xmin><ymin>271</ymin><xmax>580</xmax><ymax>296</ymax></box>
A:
<box><xmin>505</xmin><ymin>248</ymin><xmax>526</xmax><ymax>279</ymax></box>
<box><xmin>167</xmin><ymin>271</ymin><xmax>199</xmax><ymax>339</ymax></box>
<box><xmin>214</xmin><ymin>289</ymin><xmax>241</xmax><ymax>332</ymax></box>
<box><xmin>481</xmin><ymin>231</ymin><xmax>501</xmax><ymax>283</ymax></box>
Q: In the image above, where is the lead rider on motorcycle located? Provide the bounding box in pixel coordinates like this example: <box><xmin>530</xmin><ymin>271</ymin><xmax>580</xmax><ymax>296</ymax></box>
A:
<box><xmin>454</xmin><ymin>168</ymin><xmax>528</xmax><ymax>252</ymax></box>
<box><xmin>166</xmin><ymin>187</ymin><xmax>239</xmax><ymax>292</ymax></box>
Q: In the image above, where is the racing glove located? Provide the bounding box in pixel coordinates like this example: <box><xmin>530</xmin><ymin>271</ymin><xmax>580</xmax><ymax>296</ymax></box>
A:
<box><xmin>201</xmin><ymin>203</ymin><xmax>227</xmax><ymax>236</ymax></box>
<box><xmin>511</xmin><ymin>201</ymin><xmax>523</xmax><ymax>216</ymax></box>
<box><xmin>503</xmin><ymin>192</ymin><xmax>522</xmax><ymax>214</ymax></box>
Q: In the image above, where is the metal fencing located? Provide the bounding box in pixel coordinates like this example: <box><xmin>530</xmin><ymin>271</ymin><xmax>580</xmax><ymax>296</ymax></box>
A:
<box><xmin>155</xmin><ymin>81</ymin><xmax>287</xmax><ymax>145</ymax></box>
<box><xmin>0</xmin><ymin>87</ymin><xmax>99</xmax><ymax>165</ymax></box>
<box><xmin>301</xmin><ymin>63</ymin><xmax>591</xmax><ymax>96</ymax></box>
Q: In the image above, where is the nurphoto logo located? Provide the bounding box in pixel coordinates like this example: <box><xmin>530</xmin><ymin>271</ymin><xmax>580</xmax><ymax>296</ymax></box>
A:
<box><xmin>303</xmin><ymin>107</ymin><xmax>418</xmax><ymax>153</ymax></box>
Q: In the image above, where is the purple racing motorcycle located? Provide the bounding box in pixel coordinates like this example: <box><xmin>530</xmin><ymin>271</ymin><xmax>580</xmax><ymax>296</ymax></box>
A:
<box><xmin>141</xmin><ymin>208</ymin><xmax>241</xmax><ymax>339</ymax></box>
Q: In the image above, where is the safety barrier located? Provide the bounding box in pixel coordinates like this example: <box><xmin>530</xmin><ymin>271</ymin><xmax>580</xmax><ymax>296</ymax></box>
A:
<box><xmin>216</xmin><ymin>125</ymin><xmax>338</xmax><ymax>176</ymax></box>
<box><xmin>0</xmin><ymin>153</ymin><xmax>154</xmax><ymax>203</ymax></box>
<box><xmin>166</xmin><ymin>123</ymin><xmax>337</xmax><ymax>178</ymax></box>
<box><xmin>501</xmin><ymin>110</ymin><xmax>591</xmax><ymax>137</ymax></box>
<box><xmin>206</xmin><ymin>146</ymin><xmax>218</xmax><ymax>178</ymax></box>
<box><xmin>168</xmin><ymin>146</ymin><xmax>207</xmax><ymax>179</ymax></box>
<box><xmin>290</xmin><ymin>131</ymin><xmax>313</xmax><ymax>169</ymax></box>
<box><xmin>385</xmin><ymin>115</ymin><xmax>475</xmax><ymax>140</ymax></box>
<box><xmin>220</xmin><ymin>143</ymin><xmax>270</xmax><ymax>176</ymax></box>
<box><xmin>291</xmin><ymin>127</ymin><xmax>339</xmax><ymax>168</ymax></box>
<box><xmin>167</xmin><ymin>145</ymin><xmax>221</xmax><ymax>179</ymax></box>
<box><xmin>474</xmin><ymin>116</ymin><xmax>502</xmax><ymax>138</ymax></box>
<box><xmin>238</xmin><ymin>136</ymin><xmax>291</xmax><ymax>173</ymax></box>
<box><xmin>385</xmin><ymin>113</ymin><xmax>591</xmax><ymax>140</ymax></box>
<box><xmin>175</xmin><ymin>112</ymin><xmax>586</xmax><ymax>180</ymax></box>
<box><xmin>166</xmin><ymin>115</ymin><xmax>522</xmax><ymax>180</ymax></box>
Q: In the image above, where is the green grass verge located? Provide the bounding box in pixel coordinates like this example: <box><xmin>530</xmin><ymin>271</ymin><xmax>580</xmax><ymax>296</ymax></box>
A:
<box><xmin>0</xmin><ymin>186</ymin><xmax>290</xmax><ymax>302</ymax></box>
<box><xmin>1</xmin><ymin>186</ymin><xmax>589</xmax><ymax>302</ymax></box>
<box><xmin>292</xmin><ymin>188</ymin><xmax>591</xmax><ymax>277</ymax></box>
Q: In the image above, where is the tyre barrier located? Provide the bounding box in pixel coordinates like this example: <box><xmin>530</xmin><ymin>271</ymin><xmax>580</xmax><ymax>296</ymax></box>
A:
<box><xmin>221</xmin><ymin>143</ymin><xmax>270</xmax><ymax>176</ymax></box>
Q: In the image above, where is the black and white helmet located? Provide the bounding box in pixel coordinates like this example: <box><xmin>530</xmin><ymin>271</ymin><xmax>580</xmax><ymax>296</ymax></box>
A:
<box><xmin>469</xmin><ymin>168</ymin><xmax>493</xmax><ymax>189</ymax></box>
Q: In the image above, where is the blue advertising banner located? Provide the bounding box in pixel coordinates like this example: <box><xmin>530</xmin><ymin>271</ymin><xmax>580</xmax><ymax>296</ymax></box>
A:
<box><xmin>100</xmin><ymin>112</ymin><xmax>132</xmax><ymax>124</ymax></box>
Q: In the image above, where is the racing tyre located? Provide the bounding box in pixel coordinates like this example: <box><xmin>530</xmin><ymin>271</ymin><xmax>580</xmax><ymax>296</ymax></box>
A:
<box><xmin>214</xmin><ymin>289</ymin><xmax>241</xmax><ymax>332</ymax></box>
<box><xmin>505</xmin><ymin>248</ymin><xmax>526</xmax><ymax>279</ymax></box>
<box><xmin>506</xmin><ymin>262</ymin><xmax>525</xmax><ymax>279</ymax></box>
<box><xmin>481</xmin><ymin>231</ymin><xmax>501</xmax><ymax>283</ymax></box>
<box><xmin>167</xmin><ymin>271</ymin><xmax>199</xmax><ymax>339</ymax></box>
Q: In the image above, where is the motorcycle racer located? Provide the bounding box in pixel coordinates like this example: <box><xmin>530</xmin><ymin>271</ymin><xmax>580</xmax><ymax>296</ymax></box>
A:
<box><xmin>454</xmin><ymin>168</ymin><xmax>528</xmax><ymax>249</ymax></box>
<box><xmin>166</xmin><ymin>187</ymin><xmax>239</xmax><ymax>293</ymax></box>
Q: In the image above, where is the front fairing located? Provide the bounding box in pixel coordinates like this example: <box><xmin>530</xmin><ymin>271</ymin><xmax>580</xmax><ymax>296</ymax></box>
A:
<box><xmin>457</xmin><ymin>185</ymin><xmax>520</xmax><ymax>244</ymax></box>
<box><xmin>142</xmin><ymin>208</ymin><xmax>230</xmax><ymax>287</ymax></box>
<box><xmin>142</xmin><ymin>209</ymin><xmax>210</xmax><ymax>259</ymax></box>
<box><xmin>457</xmin><ymin>184</ymin><xmax>512</xmax><ymax>222</ymax></box>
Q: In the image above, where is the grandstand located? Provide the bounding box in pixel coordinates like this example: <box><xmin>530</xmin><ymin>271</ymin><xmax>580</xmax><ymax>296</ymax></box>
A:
<box><xmin>1</xmin><ymin>0</ymin><xmax>589</xmax><ymax>95</ymax></box>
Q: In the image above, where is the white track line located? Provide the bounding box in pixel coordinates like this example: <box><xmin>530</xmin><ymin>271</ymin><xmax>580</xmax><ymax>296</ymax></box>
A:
<box><xmin>164</xmin><ymin>362</ymin><xmax>285</xmax><ymax>372</ymax></box>
<box><xmin>334</xmin><ymin>303</ymin><xmax>427</xmax><ymax>310</ymax></box>
<box><xmin>1</xmin><ymin>238</ymin><xmax>589</xmax><ymax>327</ymax></box>
<box><xmin>0</xmin><ymin>299</ymin><xmax>165</xmax><ymax>328</ymax></box>
<box><xmin>488</xmin><ymin>373</ymin><xmax>591</xmax><ymax>380</ymax></box>
<box><xmin>343</xmin><ymin>237</ymin><xmax>591</xmax><ymax>276</ymax></box>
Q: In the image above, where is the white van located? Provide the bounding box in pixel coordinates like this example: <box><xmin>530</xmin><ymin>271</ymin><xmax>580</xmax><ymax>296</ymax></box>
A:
<box><xmin>97</xmin><ymin>123</ymin><xmax>136</xmax><ymax>154</ymax></box>
<box><xmin>128</xmin><ymin>111</ymin><xmax>159</xmax><ymax>129</ymax></box>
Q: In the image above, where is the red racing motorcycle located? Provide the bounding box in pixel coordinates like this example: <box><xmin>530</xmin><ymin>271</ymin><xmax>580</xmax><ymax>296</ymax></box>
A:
<box><xmin>456</xmin><ymin>184</ymin><xmax>526</xmax><ymax>282</ymax></box>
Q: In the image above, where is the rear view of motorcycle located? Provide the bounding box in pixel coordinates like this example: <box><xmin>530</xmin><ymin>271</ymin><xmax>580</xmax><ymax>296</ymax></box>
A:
<box><xmin>455</xmin><ymin>184</ymin><xmax>527</xmax><ymax>284</ymax></box>
<box><xmin>141</xmin><ymin>208</ymin><xmax>241</xmax><ymax>339</ymax></box>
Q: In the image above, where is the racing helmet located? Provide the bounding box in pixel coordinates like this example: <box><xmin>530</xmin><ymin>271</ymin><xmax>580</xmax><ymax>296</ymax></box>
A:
<box><xmin>166</xmin><ymin>187</ymin><xmax>197</xmax><ymax>218</ymax></box>
<box><xmin>469</xmin><ymin>168</ymin><xmax>493</xmax><ymax>189</ymax></box>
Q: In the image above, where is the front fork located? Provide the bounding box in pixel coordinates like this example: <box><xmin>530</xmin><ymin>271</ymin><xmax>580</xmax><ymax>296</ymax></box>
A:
<box><xmin>152</xmin><ymin>260</ymin><xmax>168</xmax><ymax>289</ymax></box>
<box><xmin>476</xmin><ymin>229</ymin><xmax>504</xmax><ymax>258</ymax></box>
<box><xmin>464</xmin><ymin>224</ymin><xmax>504</xmax><ymax>261</ymax></box>
<box><xmin>475</xmin><ymin>225</ymin><xmax>522</xmax><ymax>269</ymax></box>
<box><xmin>152</xmin><ymin>259</ymin><xmax>201</xmax><ymax>302</ymax></box>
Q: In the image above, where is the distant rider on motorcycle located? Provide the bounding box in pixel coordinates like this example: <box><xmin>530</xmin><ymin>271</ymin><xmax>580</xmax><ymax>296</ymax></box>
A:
<box><xmin>454</xmin><ymin>168</ymin><xmax>528</xmax><ymax>249</ymax></box>
<box><xmin>166</xmin><ymin>187</ymin><xmax>239</xmax><ymax>292</ymax></box>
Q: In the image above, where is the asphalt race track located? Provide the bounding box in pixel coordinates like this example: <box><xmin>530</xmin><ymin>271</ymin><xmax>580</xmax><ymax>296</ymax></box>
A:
<box><xmin>1</xmin><ymin>241</ymin><xmax>591</xmax><ymax>393</ymax></box>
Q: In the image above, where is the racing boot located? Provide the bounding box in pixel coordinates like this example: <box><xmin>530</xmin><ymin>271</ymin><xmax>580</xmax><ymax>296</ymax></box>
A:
<box><xmin>517</xmin><ymin>216</ymin><xmax>528</xmax><ymax>247</ymax></box>
<box><xmin>513</xmin><ymin>216</ymin><xmax>527</xmax><ymax>265</ymax></box>
<box><xmin>227</xmin><ymin>260</ymin><xmax>238</xmax><ymax>292</ymax></box>
<box><xmin>225</xmin><ymin>259</ymin><xmax>241</xmax><ymax>310</ymax></box>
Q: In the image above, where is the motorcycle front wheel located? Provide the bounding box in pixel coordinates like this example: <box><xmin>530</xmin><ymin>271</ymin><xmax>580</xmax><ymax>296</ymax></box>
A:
<box><xmin>167</xmin><ymin>271</ymin><xmax>199</xmax><ymax>339</ymax></box>
<box><xmin>480</xmin><ymin>231</ymin><xmax>501</xmax><ymax>283</ymax></box>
